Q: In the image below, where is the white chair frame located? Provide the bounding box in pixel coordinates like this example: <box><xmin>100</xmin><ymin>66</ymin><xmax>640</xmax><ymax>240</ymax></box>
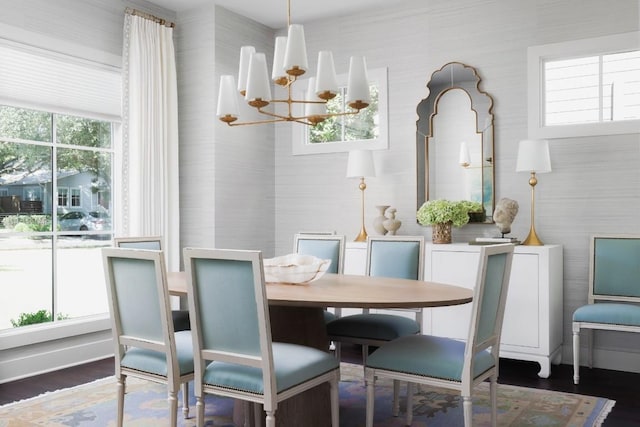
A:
<box><xmin>102</xmin><ymin>247</ymin><xmax>193</xmax><ymax>427</ymax></box>
<box><xmin>364</xmin><ymin>243</ymin><xmax>514</xmax><ymax>427</ymax></box>
<box><xmin>184</xmin><ymin>248</ymin><xmax>340</xmax><ymax>427</ymax></box>
<box><xmin>330</xmin><ymin>235</ymin><xmax>425</xmax><ymax>363</ymax></box>
<box><xmin>572</xmin><ymin>234</ymin><xmax>640</xmax><ymax>384</ymax></box>
<box><xmin>294</xmin><ymin>233</ymin><xmax>346</xmax><ymax>317</ymax></box>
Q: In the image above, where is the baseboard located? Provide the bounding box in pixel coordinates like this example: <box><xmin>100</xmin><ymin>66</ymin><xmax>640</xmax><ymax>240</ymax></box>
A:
<box><xmin>562</xmin><ymin>343</ymin><xmax>640</xmax><ymax>374</ymax></box>
<box><xmin>0</xmin><ymin>316</ymin><xmax>114</xmax><ymax>384</ymax></box>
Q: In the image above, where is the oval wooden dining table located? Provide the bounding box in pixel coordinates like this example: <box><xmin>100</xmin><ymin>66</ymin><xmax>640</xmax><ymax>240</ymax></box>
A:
<box><xmin>167</xmin><ymin>272</ymin><xmax>473</xmax><ymax>427</ymax></box>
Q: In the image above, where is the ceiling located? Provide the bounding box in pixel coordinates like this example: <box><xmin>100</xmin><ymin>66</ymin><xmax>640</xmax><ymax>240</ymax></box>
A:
<box><xmin>146</xmin><ymin>0</ymin><xmax>404</xmax><ymax>29</ymax></box>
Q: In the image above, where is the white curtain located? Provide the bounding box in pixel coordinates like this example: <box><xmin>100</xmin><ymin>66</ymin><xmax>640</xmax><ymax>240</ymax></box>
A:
<box><xmin>120</xmin><ymin>14</ymin><xmax>180</xmax><ymax>271</ymax></box>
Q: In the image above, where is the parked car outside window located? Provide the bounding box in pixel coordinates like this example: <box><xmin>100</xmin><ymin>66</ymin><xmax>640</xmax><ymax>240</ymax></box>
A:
<box><xmin>59</xmin><ymin>210</ymin><xmax>108</xmax><ymax>231</ymax></box>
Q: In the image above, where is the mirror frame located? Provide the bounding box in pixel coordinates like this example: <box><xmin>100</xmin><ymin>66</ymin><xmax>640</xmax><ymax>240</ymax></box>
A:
<box><xmin>416</xmin><ymin>62</ymin><xmax>495</xmax><ymax>223</ymax></box>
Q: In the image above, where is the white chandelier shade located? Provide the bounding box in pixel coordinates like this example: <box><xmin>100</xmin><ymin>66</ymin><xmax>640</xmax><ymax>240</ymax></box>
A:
<box><xmin>283</xmin><ymin>24</ymin><xmax>308</xmax><ymax>76</ymax></box>
<box><xmin>236</xmin><ymin>45</ymin><xmax>255</xmax><ymax>95</ymax></box>
<box><xmin>244</xmin><ymin>52</ymin><xmax>272</xmax><ymax>107</ymax></box>
<box><xmin>216</xmin><ymin>0</ymin><xmax>370</xmax><ymax>127</ymax></box>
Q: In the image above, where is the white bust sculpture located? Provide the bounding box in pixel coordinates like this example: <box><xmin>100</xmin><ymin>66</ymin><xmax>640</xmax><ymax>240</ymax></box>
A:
<box><xmin>493</xmin><ymin>198</ymin><xmax>519</xmax><ymax>236</ymax></box>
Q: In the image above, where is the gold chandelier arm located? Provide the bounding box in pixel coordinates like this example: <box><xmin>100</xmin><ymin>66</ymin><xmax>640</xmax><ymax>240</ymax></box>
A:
<box><xmin>223</xmin><ymin>117</ymin><xmax>289</xmax><ymax>127</ymax></box>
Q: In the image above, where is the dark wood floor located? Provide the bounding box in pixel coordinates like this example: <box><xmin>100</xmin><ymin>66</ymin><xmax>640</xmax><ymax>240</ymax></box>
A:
<box><xmin>1</xmin><ymin>344</ymin><xmax>638</xmax><ymax>426</ymax></box>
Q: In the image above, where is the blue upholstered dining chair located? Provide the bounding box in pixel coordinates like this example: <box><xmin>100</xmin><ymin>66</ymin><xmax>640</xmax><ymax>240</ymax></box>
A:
<box><xmin>572</xmin><ymin>234</ymin><xmax>640</xmax><ymax>384</ymax></box>
<box><xmin>364</xmin><ymin>243</ymin><xmax>514</xmax><ymax>427</ymax></box>
<box><xmin>326</xmin><ymin>235</ymin><xmax>425</xmax><ymax>363</ymax></box>
<box><xmin>114</xmin><ymin>236</ymin><xmax>190</xmax><ymax>332</ymax></box>
<box><xmin>294</xmin><ymin>233</ymin><xmax>346</xmax><ymax>322</ymax></box>
<box><xmin>183</xmin><ymin>247</ymin><xmax>340</xmax><ymax>427</ymax></box>
<box><xmin>102</xmin><ymin>248</ymin><xmax>194</xmax><ymax>427</ymax></box>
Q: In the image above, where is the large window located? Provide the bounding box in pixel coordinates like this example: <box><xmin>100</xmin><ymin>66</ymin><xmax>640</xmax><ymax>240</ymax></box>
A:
<box><xmin>0</xmin><ymin>105</ymin><xmax>114</xmax><ymax>330</ymax></box>
<box><xmin>528</xmin><ymin>32</ymin><xmax>640</xmax><ymax>139</ymax></box>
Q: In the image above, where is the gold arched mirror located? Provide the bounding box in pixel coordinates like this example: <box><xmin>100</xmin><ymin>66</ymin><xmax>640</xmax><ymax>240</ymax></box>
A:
<box><xmin>416</xmin><ymin>62</ymin><xmax>495</xmax><ymax>223</ymax></box>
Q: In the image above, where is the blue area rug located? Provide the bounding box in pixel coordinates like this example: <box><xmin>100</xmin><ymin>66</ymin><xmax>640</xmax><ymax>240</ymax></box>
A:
<box><xmin>0</xmin><ymin>363</ymin><xmax>614</xmax><ymax>426</ymax></box>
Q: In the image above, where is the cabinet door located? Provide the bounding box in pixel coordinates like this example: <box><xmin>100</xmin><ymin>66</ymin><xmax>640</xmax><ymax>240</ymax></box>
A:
<box><xmin>428</xmin><ymin>250</ymin><xmax>540</xmax><ymax>348</ymax></box>
<box><xmin>430</xmin><ymin>251</ymin><xmax>478</xmax><ymax>340</ymax></box>
<box><xmin>501</xmin><ymin>253</ymin><xmax>539</xmax><ymax>348</ymax></box>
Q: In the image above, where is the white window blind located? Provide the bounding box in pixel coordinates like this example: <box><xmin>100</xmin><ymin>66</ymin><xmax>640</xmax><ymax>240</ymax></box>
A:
<box><xmin>544</xmin><ymin>50</ymin><xmax>640</xmax><ymax>126</ymax></box>
<box><xmin>528</xmin><ymin>31</ymin><xmax>640</xmax><ymax>139</ymax></box>
<box><xmin>0</xmin><ymin>40</ymin><xmax>121</xmax><ymax>121</ymax></box>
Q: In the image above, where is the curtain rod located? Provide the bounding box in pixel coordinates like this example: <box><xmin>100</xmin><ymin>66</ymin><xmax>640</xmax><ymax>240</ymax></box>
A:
<box><xmin>125</xmin><ymin>7</ymin><xmax>175</xmax><ymax>28</ymax></box>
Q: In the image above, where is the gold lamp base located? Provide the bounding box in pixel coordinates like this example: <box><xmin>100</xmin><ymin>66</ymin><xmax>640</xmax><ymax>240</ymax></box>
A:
<box><xmin>522</xmin><ymin>171</ymin><xmax>544</xmax><ymax>246</ymax></box>
<box><xmin>521</xmin><ymin>225</ymin><xmax>544</xmax><ymax>246</ymax></box>
<box><xmin>354</xmin><ymin>177</ymin><xmax>368</xmax><ymax>242</ymax></box>
<box><xmin>354</xmin><ymin>226</ymin><xmax>368</xmax><ymax>242</ymax></box>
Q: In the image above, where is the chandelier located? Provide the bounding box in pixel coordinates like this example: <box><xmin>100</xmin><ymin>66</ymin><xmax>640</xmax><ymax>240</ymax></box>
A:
<box><xmin>216</xmin><ymin>0</ymin><xmax>371</xmax><ymax>127</ymax></box>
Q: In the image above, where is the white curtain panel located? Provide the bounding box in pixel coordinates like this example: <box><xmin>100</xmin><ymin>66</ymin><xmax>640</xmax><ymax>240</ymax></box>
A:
<box><xmin>121</xmin><ymin>14</ymin><xmax>180</xmax><ymax>271</ymax></box>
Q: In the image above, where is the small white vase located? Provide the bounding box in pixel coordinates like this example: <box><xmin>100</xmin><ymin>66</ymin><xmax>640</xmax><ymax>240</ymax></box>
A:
<box><xmin>373</xmin><ymin>205</ymin><xmax>390</xmax><ymax>235</ymax></box>
<box><xmin>383</xmin><ymin>208</ymin><xmax>401</xmax><ymax>235</ymax></box>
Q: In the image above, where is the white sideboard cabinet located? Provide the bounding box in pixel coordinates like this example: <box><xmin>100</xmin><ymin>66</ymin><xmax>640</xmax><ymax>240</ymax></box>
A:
<box><xmin>344</xmin><ymin>242</ymin><xmax>564</xmax><ymax>378</ymax></box>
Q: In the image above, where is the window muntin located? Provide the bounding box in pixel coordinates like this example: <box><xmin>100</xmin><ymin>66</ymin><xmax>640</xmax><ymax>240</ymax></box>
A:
<box><xmin>0</xmin><ymin>105</ymin><xmax>114</xmax><ymax>330</ymax></box>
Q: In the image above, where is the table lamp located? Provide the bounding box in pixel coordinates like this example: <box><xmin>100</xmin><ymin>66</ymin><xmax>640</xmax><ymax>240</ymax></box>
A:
<box><xmin>346</xmin><ymin>150</ymin><xmax>376</xmax><ymax>242</ymax></box>
<box><xmin>516</xmin><ymin>139</ymin><xmax>551</xmax><ymax>246</ymax></box>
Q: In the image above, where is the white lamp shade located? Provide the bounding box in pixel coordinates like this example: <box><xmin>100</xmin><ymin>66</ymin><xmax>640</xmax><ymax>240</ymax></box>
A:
<box><xmin>237</xmin><ymin>46</ymin><xmax>256</xmax><ymax>93</ymax></box>
<box><xmin>516</xmin><ymin>139</ymin><xmax>552</xmax><ymax>173</ymax></box>
<box><xmin>245</xmin><ymin>52</ymin><xmax>272</xmax><ymax>102</ymax></box>
<box><xmin>346</xmin><ymin>56</ymin><xmax>370</xmax><ymax>105</ymax></box>
<box><xmin>271</xmin><ymin>36</ymin><xmax>288</xmax><ymax>82</ymax></box>
<box><xmin>305</xmin><ymin>77</ymin><xmax>326</xmax><ymax>117</ymax></box>
<box><xmin>346</xmin><ymin>150</ymin><xmax>376</xmax><ymax>178</ymax></box>
<box><xmin>315</xmin><ymin>51</ymin><xmax>338</xmax><ymax>97</ymax></box>
<box><xmin>459</xmin><ymin>141</ymin><xmax>470</xmax><ymax>166</ymax></box>
<box><xmin>283</xmin><ymin>24</ymin><xmax>308</xmax><ymax>74</ymax></box>
<box><xmin>217</xmin><ymin>75</ymin><xmax>239</xmax><ymax>118</ymax></box>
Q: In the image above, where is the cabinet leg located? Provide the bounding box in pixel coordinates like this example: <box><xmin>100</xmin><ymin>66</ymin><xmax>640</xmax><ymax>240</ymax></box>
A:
<box><xmin>537</xmin><ymin>359</ymin><xmax>551</xmax><ymax>378</ymax></box>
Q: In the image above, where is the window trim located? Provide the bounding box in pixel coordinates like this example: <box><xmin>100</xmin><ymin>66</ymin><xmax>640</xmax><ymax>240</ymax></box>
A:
<box><xmin>70</xmin><ymin>187</ymin><xmax>81</xmax><ymax>207</ymax></box>
<box><xmin>528</xmin><ymin>31</ymin><xmax>640</xmax><ymax>139</ymax></box>
<box><xmin>292</xmin><ymin>67</ymin><xmax>389</xmax><ymax>155</ymax></box>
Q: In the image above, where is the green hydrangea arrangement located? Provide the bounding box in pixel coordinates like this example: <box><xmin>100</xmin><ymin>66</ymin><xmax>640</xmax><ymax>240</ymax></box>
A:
<box><xmin>417</xmin><ymin>199</ymin><xmax>483</xmax><ymax>228</ymax></box>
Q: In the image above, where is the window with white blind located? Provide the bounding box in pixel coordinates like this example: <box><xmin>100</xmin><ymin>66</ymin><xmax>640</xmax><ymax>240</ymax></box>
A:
<box><xmin>528</xmin><ymin>32</ymin><xmax>640</xmax><ymax>139</ymax></box>
<box><xmin>0</xmin><ymin>35</ymin><xmax>120</xmax><ymax>332</ymax></box>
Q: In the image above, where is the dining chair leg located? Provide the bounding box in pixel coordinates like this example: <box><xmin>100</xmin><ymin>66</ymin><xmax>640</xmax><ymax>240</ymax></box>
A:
<box><xmin>168</xmin><ymin>389</ymin><xmax>178</xmax><ymax>427</ymax></box>
<box><xmin>406</xmin><ymin>382</ymin><xmax>414</xmax><ymax>425</ymax></box>
<box><xmin>330</xmin><ymin>373</ymin><xmax>340</xmax><ymax>427</ymax></box>
<box><xmin>362</xmin><ymin>344</ymin><xmax>369</xmax><ymax>364</ymax></box>
<box><xmin>392</xmin><ymin>380</ymin><xmax>400</xmax><ymax>416</ymax></box>
<box><xmin>253</xmin><ymin>402</ymin><xmax>261</xmax><ymax>427</ymax></box>
<box><xmin>265</xmin><ymin>410</ymin><xmax>276</xmax><ymax>427</ymax></box>
<box><xmin>181</xmin><ymin>382</ymin><xmax>189</xmax><ymax>419</ymax></box>
<box><xmin>573</xmin><ymin>326</ymin><xmax>581</xmax><ymax>384</ymax></box>
<box><xmin>490</xmin><ymin>377</ymin><xmax>497</xmax><ymax>427</ymax></box>
<box><xmin>462</xmin><ymin>394</ymin><xmax>473</xmax><ymax>427</ymax></box>
<box><xmin>587</xmin><ymin>329</ymin><xmax>594</xmax><ymax>368</ymax></box>
<box><xmin>196</xmin><ymin>395</ymin><xmax>205</xmax><ymax>427</ymax></box>
<box><xmin>116</xmin><ymin>376</ymin><xmax>125</xmax><ymax>427</ymax></box>
<box><xmin>334</xmin><ymin>342</ymin><xmax>342</xmax><ymax>362</ymax></box>
<box><xmin>365</xmin><ymin>373</ymin><xmax>375</xmax><ymax>427</ymax></box>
